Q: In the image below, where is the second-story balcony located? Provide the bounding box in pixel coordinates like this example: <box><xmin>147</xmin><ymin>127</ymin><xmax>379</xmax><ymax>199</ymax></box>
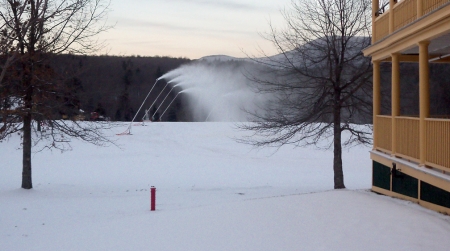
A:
<box><xmin>374</xmin><ymin>0</ymin><xmax>450</xmax><ymax>43</ymax></box>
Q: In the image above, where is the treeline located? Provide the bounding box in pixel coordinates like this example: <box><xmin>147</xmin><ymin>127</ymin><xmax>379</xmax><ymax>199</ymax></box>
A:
<box><xmin>9</xmin><ymin>54</ymin><xmax>448</xmax><ymax>124</ymax></box>
<box><xmin>49</xmin><ymin>54</ymin><xmax>192</xmax><ymax>121</ymax></box>
<box><xmin>49</xmin><ymin>55</ymin><xmax>450</xmax><ymax>123</ymax></box>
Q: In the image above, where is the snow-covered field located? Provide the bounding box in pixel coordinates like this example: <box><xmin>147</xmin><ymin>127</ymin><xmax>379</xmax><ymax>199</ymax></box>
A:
<box><xmin>1</xmin><ymin>122</ymin><xmax>450</xmax><ymax>250</ymax></box>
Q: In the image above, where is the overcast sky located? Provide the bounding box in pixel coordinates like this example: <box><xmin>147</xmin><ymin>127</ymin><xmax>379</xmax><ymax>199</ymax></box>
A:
<box><xmin>98</xmin><ymin>0</ymin><xmax>291</xmax><ymax>59</ymax></box>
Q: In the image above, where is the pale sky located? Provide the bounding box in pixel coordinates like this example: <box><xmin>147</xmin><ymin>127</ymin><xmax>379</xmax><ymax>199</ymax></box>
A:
<box><xmin>99</xmin><ymin>0</ymin><xmax>291</xmax><ymax>59</ymax></box>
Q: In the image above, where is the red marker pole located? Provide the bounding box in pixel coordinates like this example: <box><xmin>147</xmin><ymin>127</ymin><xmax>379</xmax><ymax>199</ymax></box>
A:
<box><xmin>150</xmin><ymin>186</ymin><xmax>156</xmax><ymax>211</ymax></box>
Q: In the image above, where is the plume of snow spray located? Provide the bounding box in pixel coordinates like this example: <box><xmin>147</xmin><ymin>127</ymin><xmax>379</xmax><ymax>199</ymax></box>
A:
<box><xmin>159</xmin><ymin>59</ymin><xmax>272</xmax><ymax>122</ymax></box>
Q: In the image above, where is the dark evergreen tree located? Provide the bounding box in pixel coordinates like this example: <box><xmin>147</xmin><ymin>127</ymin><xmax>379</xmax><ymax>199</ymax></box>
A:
<box><xmin>155</xmin><ymin>66</ymin><xmax>163</xmax><ymax>79</ymax></box>
<box><xmin>168</xmin><ymin>108</ymin><xmax>177</xmax><ymax>122</ymax></box>
<box><xmin>95</xmin><ymin>103</ymin><xmax>106</xmax><ymax>116</ymax></box>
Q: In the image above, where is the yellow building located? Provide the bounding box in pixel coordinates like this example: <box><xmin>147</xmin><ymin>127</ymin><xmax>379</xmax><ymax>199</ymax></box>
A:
<box><xmin>363</xmin><ymin>0</ymin><xmax>450</xmax><ymax>214</ymax></box>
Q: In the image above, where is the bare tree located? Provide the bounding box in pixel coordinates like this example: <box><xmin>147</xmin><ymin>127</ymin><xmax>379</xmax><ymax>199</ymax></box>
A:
<box><xmin>0</xmin><ymin>0</ymin><xmax>112</xmax><ymax>189</ymax></box>
<box><xmin>241</xmin><ymin>0</ymin><xmax>373</xmax><ymax>189</ymax></box>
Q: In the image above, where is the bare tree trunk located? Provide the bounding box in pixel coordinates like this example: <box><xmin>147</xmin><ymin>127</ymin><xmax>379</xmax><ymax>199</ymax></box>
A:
<box><xmin>239</xmin><ymin>0</ymin><xmax>372</xmax><ymax>189</ymax></box>
<box><xmin>1</xmin><ymin>0</ymin><xmax>113</xmax><ymax>189</ymax></box>
<box><xmin>22</xmin><ymin>113</ymin><xmax>32</xmax><ymax>189</ymax></box>
<box><xmin>333</xmin><ymin>91</ymin><xmax>345</xmax><ymax>189</ymax></box>
<box><xmin>22</xmin><ymin>58</ymin><xmax>33</xmax><ymax>189</ymax></box>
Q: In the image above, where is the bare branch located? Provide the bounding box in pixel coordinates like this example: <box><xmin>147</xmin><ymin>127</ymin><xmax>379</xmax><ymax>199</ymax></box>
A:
<box><xmin>240</xmin><ymin>0</ymin><xmax>373</xmax><ymax>189</ymax></box>
<box><xmin>0</xmin><ymin>0</ymin><xmax>113</xmax><ymax>189</ymax></box>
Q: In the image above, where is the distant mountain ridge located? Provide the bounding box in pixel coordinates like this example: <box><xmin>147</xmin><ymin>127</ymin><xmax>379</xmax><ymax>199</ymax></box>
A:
<box><xmin>199</xmin><ymin>36</ymin><xmax>372</xmax><ymax>65</ymax></box>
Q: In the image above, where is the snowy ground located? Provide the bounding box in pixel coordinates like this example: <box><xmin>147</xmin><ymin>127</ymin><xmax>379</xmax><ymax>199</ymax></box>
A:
<box><xmin>1</xmin><ymin>122</ymin><xmax>450</xmax><ymax>250</ymax></box>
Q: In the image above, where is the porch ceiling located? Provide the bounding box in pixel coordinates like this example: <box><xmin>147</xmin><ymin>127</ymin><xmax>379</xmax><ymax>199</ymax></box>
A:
<box><xmin>402</xmin><ymin>32</ymin><xmax>450</xmax><ymax>55</ymax></box>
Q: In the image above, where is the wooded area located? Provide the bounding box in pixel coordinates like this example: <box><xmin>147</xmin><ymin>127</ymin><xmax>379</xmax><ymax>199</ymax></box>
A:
<box><xmin>48</xmin><ymin>54</ymin><xmax>191</xmax><ymax>122</ymax></box>
<box><xmin>6</xmin><ymin>54</ymin><xmax>450</xmax><ymax>123</ymax></box>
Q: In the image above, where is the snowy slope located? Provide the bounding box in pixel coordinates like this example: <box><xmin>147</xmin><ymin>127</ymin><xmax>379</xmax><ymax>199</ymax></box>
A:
<box><xmin>1</xmin><ymin>122</ymin><xmax>450</xmax><ymax>250</ymax></box>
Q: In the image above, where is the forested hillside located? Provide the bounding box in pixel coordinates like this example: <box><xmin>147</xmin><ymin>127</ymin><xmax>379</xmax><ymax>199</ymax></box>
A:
<box><xmin>50</xmin><ymin>54</ymin><xmax>191</xmax><ymax>121</ymax></box>
<box><xmin>45</xmin><ymin>55</ymin><xmax>450</xmax><ymax>123</ymax></box>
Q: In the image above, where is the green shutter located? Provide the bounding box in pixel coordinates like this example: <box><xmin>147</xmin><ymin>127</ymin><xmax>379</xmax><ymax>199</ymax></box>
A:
<box><xmin>392</xmin><ymin>171</ymin><xmax>419</xmax><ymax>199</ymax></box>
<box><xmin>373</xmin><ymin>161</ymin><xmax>391</xmax><ymax>190</ymax></box>
<box><xmin>421</xmin><ymin>181</ymin><xmax>450</xmax><ymax>209</ymax></box>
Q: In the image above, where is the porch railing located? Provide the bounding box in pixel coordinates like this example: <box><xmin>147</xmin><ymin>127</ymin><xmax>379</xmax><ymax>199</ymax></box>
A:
<box><xmin>373</xmin><ymin>0</ymin><xmax>450</xmax><ymax>42</ymax></box>
<box><xmin>395</xmin><ymin>117</ymin><xmax>420</xmax><ymax>161</ymax></box>
<box><xmin>426</xmin><ymin>118</ymin><xmax>450</xmax><ymax>170</ymax></box>
<box><xmin>374</xmin><ymin>13</ymin><xmax>390</xmax><ymax>42</ymax></box>
<box><xmin>375</xmin><ymin>115</ymin><xmax>392</xmax><ymax>152</ymax></box>
<box><xmin>374</xmin><ymin>115</ymin><xmax>450</xmax><ymax>171</ymax></box>
<box><xmin>393</xmin><ymin>0</ymin><xmax>418</xmax><ymax>31</ymax></box>
<box><xmin>424</xmin><ymin>0</ymin><xmax>450</xmax><ymax>14</ymax></box>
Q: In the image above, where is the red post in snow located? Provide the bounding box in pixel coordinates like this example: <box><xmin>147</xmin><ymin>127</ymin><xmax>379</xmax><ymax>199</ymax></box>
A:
<box><xmin>150</xmin><ymin>186</ymin><xmax>156</xmax><ymax>211</ymax></box>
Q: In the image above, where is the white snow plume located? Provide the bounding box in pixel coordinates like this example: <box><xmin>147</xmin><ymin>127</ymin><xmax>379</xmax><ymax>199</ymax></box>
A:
<box><xmin>160</xmin><ymin>58</ymin><xmax>273</xmax><ymax>122</ymax></box>
<box><xmin>158</xmin><ymin>37</ymin><xmax>371</xmax><ymax>122</ymax></box>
